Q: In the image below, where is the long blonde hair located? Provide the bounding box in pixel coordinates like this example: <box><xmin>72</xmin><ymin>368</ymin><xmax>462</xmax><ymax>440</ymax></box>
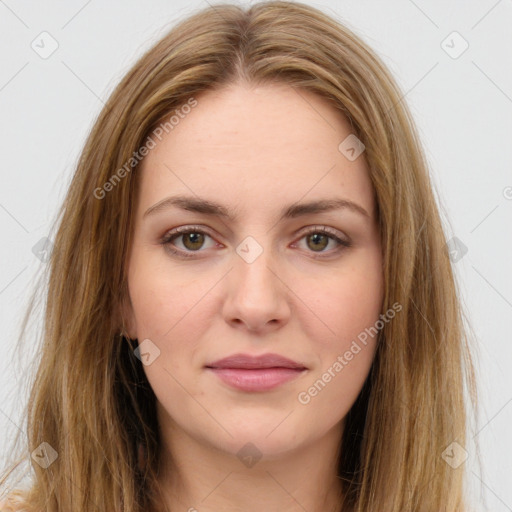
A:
<box><xmin>1</xmin><ymin>2</ymin><xmax>479</xmax><ymax>511</ymax></box>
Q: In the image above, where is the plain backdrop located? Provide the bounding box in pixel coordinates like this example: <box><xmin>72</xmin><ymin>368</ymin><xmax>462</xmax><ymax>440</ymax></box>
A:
<box><xmin>0</xmin><ymin>0</ymin><xmax>511</xmax><ymax>509</ymax></box>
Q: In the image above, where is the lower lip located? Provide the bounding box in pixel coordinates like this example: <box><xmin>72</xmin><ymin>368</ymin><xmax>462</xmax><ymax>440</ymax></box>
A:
<box><xmin>207</xmin><ymin>367</ymin><xmax>306</xmax><ymax>392</ymax></box>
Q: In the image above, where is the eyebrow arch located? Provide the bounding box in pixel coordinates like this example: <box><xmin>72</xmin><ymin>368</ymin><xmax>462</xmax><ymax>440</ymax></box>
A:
<box><xmin>143</xmin><ymin>195</ymin><xmax>370</xmax><ymax>221</ymax></box>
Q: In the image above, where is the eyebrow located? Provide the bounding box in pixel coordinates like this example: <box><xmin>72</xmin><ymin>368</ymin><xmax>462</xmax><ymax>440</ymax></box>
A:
<box><xmin>143</xmin><ymin>195</ymin><xmax>370</xmax><ymax>221</ymax></box>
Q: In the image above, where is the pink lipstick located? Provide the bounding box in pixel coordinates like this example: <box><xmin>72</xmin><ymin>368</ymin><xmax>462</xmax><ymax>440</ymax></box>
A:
<box><xmin>205</xmin><ymin>353</ymin><xmax>307</xmax><ymax>392</ymax></box>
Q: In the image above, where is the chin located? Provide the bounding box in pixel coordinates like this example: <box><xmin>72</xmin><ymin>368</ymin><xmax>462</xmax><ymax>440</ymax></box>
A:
<box><xmin>212</xmin><ymin>414</ymin><xmax>310</xmax><ymax>456</ymax></box>
<box><xmin>214</xmin><ymin>432</ymin><xmax>303</xmax><ymax>464</ymax></box>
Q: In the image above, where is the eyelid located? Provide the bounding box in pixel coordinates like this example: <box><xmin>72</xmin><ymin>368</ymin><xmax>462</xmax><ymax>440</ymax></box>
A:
<box><xmin>294</xmin><ymin>224</ymin><xmax>348</xmax><ymax>242</ymax></box>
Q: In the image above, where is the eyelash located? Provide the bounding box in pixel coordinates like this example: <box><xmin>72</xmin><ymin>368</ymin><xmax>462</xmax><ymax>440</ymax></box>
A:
<box><xmin>160</xmin><ymin>225</ymin><xmax>352</xmax><ymax>260</ymax></box>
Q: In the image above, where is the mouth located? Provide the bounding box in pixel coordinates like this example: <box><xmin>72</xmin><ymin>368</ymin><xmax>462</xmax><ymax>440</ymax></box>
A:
<box><xmin>205</xmin><ymin>367</ymin><xmax>307</xmax><ymax>392</ymax></box>
<box><xmin>205</xmin><ymin>353</ymin><xmax>308</xmax><ymax>392</ymax></box>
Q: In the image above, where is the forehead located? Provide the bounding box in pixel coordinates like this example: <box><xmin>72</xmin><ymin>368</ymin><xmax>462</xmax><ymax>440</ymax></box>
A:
<box><xmin>137</xmin><ymin>83</ymin><xmax>375</xmax><ymax>220</ymax></box>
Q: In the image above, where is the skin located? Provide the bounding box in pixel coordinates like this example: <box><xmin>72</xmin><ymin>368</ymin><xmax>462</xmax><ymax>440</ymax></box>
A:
<box><xmin>123</xmin><ymin>81</ymin><xmax>384</xmax><ymax>512</ymax></box>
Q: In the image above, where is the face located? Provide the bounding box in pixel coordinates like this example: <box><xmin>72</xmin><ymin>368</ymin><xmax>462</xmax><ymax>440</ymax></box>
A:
<box><xmin>123</xmin><ymin>82</ymin><xmax>384</xmax><ymax>460</ymax></box>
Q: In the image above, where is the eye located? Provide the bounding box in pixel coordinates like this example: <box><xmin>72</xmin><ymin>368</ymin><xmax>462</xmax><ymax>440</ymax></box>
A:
<box><xmin>160</xmin><ymin>225</ymin><xmax>351</xmax><ymax>259</ymax></box>
<box><xmin>160</xmin><ymin>225</ymin><xmax>218</xmax><ymax>258</ymax></box>
<box><xmin>292</xmin><ymin>226</ymin><xmax>351</xmax><ymax>258</ymax></box>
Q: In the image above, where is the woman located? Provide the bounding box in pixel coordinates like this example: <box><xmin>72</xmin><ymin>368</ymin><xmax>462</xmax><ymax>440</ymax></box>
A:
<box><xmin>0</xmin><ymin>1</ymin><xmax>478</xmax><ymax>511</ymax></box>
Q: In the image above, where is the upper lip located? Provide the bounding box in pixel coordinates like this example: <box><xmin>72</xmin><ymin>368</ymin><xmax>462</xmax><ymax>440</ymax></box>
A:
<box><xmin>206</xmin><ymin>353</ymin><xmax>307</xmax><ymax>370</ymax></box>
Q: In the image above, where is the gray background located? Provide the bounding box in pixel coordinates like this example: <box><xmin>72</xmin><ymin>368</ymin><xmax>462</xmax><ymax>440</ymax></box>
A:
<box><xmin>1</xmin><ymin>1</ymin><xmax>511</xmax><ymax>509</ymax></box>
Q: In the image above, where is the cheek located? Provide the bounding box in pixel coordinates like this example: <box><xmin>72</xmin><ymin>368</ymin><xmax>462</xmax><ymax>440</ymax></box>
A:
<box><xmin>127</xmin><ymin>249</ymin><xmax>212</xmax><ymax>342</ymax></box>
<box><xmin>294</xmin><ymin>300</ymin><xmax>380</xmax><ymax>429</ymax></box>
<box><xmin>295</xmin><ymin>255</ymin><xmax>383</xmax><ymax>348</ymax></box>
<box><xmin>127</xmin><ymin>263</ymin><xmax>209</xmax><ymax>414</ymax></box>
<box><xmin>293</xmin><ymin>255</ymin><xmax>382</xmax><ymax>411</ymax></box>
<box><xmin>296</xmin><ymin>344</ymin><xmax>375</xmax><ymax>431</ymax></box>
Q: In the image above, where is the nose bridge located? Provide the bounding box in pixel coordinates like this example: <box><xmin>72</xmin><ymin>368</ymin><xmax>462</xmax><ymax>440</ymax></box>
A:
<box><xmin>223</xmin><ymin>232</ymin><xmax>290</xmax><ymax>331</ymax></box>
<box><xmin>233</xmin><ymin>233</ymin><xmax>279</xmax><ymax>297</ymax></box>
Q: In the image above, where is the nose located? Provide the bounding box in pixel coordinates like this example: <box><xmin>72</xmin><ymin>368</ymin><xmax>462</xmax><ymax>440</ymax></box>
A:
<box><xmin>222</xmin><ymin>240</ymin><xmax>291</xmax><ymax>334</ymax></box>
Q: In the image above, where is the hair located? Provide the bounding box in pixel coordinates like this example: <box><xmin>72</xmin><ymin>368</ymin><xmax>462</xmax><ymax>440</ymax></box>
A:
<box><xmin>1</xmin><ymin>1</ymin><xmax>480</xmax><ymax>511</ymax></box>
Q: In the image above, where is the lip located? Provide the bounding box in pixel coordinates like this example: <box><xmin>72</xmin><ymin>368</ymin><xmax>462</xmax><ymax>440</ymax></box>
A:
<box><xmin>205</xmin><ymin>353</ymin><xmax>307</xmax><ymax>392</ymax></box>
